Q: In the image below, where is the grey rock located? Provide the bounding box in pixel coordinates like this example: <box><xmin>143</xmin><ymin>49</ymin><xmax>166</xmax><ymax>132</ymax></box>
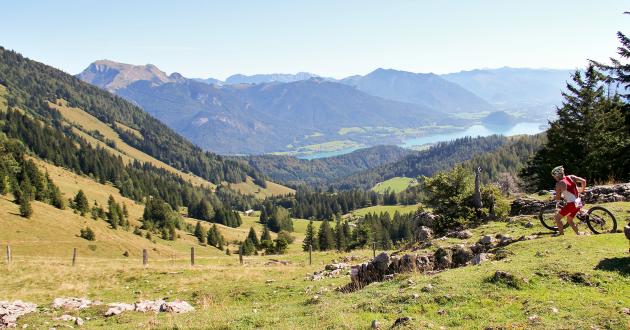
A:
<box><xmin>371</xmin><ymin>320</ymin><xmax>381</xmax><ymax>329</ymax></box>
<box><xmin>416</xmin><ymin>226</ymin><xmax>433</xmax><ymax>242</ymax></box>
<box><xmin>479</xmin><ymin>235</ymin><xmax>495</xmax><ymax>245</ymax></box>
<box><xmin>160</xmin><ymin>300</ymin><xmax>194</xmax><ymax>313</ymax></box>
<box><xmin>471</xmin><ymin>253</ymin><xmax>490</xmax><ymax>265</ymax></box>
<box><xmin>52</xmin><ymin>297</ymin><xmax>92</xmax><ymax>310</ymax></box>
<box><xmin>0</xmin><ymin>301</ymin><xmax>38</xmax><ymax>329</ymax></box>
<box><xmin>433</xmin><ymin>247</ymin><xmax>453</xmax><ymax>270</ymax></box>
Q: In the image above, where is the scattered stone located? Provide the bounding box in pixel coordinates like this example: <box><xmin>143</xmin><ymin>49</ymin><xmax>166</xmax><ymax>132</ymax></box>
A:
<box><xmin>370</xmin><ymin>320</ymin><xmax>380</xmax><ymax>329</ymax></box>
<box><xmin>325</xmin><ymin>263</ymin><xmax>348</xmax><ymax>271</ymax></box>
<box><xmin>551</xmin><ymin>307</ymin><xmax>558</xmax><ymax>314</ymax></box>
<box><xmin>524</xmin><ymin>222</ymin><xmax>534</xmax><ymax>228</ymax></box>
<box><xmin>437</xmin><ymin>309</ymin><xmax>446</xmax><ymax>315</ymax></box>
<box><xmin>134</xmin><ymin>300</ymin><xmax>164</xmax><ymax>313</ymax></box>
<box><xmin>621</xmin><ymin>307</ymin><xmax>630</xmax><ymax>315</ymax></box>
<box><xmin>479</xmin><ymin>235</ymin><xmax>495</xmax><ymax>245</ymax></box>
<box><xmin>421</xmin><ymin>284</ymin><xmax>434</xmax><ymax>292</ymax></box>
<box><xmin>52</xmin><ymin>297</ymin><xmax>93</xmax><ymax>310</ymax></box>
<box><xmin>160</xmin><ymin>300</ymin><xmax>194</xmax><ymax>313</ymax></box>
<box><xmin>471</xmin><ymin>253</ymin><xmax>490</xmax><ymax>265</ymax></box>
<box><xmin>413</xmin><ymin>211</ymin><xmax>440</xmax><ymax>229</ymax></box>
<box><xmin>535</xmin><ymin>251</ymin><xmax>544</xmax><ymax>257</ymax></box>
<box><xmin>412</xmin><ymin>293</ymin><xmax>420</xmax><ymax>299</ymax></box>
<box><xmin>309</xmin><ymin>263</ymin><xmax>349</xmax><ymax>281</ymax></box>
<box><xmin>391</xmin><ymin>316</ymin><xmax>411</xmax><ymax>328</ymax></box>
<box><xmin>75</xmin><ymin>318</ymin><xmax>84</xmax><ymax>326</ymax></box>
<box><xmin>447</xmin><ymin>230</ymin><xmax>472</xmax><ymax>239</ymax></box>
<box><xmin>265</xmin><ymin>279</ymin><xmax>276</xmax><ymax>284</ymax></box>
<box><xmin>0</xmin><ymin>301</ymin><xmax>37</xmax><ymax>329</ymax></box>
<box><xmin>104</xmin><ymin>303</ymin><xmax>134</xmax><ymax>317</ymax></box>
<box><xmin>383</xmin><ymin>274</ymin><xmax>395</xmax><ymax>281</ymax></box>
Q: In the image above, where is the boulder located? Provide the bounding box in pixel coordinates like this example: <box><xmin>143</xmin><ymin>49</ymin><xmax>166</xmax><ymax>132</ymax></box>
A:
<box><xmin>0</xmin><ymin>301</ymin><xmax>37</xmax><ymax>328</ymax></box>
<box><xmin>52</xmin><ymin>297</ymin><xmax>92</xmax><ymax>310</ymax></box>
<box><xmin>416</xmin><ymin>226</ymin><xmax>433</xmax><ymax>242</ymax></box>
<box><xmin>433</xmin><ymin>248</ymin><xmax>453</xmax><ymax>270</ymax></box>
<box><xmin>451</xmin><ymin>245</ymin><xmax>474</xmax><ymax>267</ymax></box>
<box><xmin>479</xmin><ymin>235</ymin><xmax>495</xmax><ymax>245</ymax></box>
<box><xmin>413</xmin><ymin>211</ymin><xmax>439</xmax><ymax>228</ymax></box>
<box><xmin>134</xmin><ymin>300</ymin><xmax>164</xmax><ymax>313</ymax></box>
<box><xmin>471</xmin><ymin>253</ymin><xmax>490</xmax><ymax>265</ymax></box>
<box><xmin>448</xmin><ymin>230</ymin><xmax>472</xmax><ymax>239</ymax></box>
<box><xmin>160</xmin><ymin>300</ymin><xmax>194</xmax><ymax>313</ymax></box>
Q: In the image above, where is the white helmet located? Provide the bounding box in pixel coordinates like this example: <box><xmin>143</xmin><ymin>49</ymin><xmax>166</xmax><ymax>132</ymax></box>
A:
<box><xmin>551</xmin><ymin>166</ymin><xmax>564</xmax><ymax>177</ymax></box>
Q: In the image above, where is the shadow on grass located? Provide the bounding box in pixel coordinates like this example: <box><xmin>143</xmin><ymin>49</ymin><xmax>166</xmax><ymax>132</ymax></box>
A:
<box><xmin>594</xmin><ymin>257</ymin><xmax>630</xmax><ymax>276</ymax></box>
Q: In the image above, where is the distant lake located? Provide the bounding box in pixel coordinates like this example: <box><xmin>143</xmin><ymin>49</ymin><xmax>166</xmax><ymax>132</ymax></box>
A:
<box><xmin>400</xmin><ymin>122</ymin><xmax>546</xmax><ymax>148</ymax></box>
<box><xmin>298</xmin><ymin>122</ymin><xmax>546</xmax><ymax>160</ymax></box>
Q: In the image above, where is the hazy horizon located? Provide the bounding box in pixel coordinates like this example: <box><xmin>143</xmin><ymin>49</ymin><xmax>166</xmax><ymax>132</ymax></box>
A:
<box><xmin>3</xmin><ymin>0</ymin><xmax>628</xmax><ymax>80</ymax></box>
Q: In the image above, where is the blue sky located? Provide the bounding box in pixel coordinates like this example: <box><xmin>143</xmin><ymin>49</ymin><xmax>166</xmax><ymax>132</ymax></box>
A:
<box><xmin>3</xmin><ymin>1</ymin><xmax>628</xmax><ymax>79</ymax></box>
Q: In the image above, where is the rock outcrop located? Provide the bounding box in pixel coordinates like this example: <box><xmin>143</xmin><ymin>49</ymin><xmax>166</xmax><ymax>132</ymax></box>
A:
<box><xmin>0</xmin><ymin>301</ymin><xmax>37</xmax><ymax>328</ymax></box>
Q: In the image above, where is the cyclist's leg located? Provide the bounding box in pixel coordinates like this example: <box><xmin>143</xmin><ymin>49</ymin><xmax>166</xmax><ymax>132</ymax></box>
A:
<box><xmin>566</xmin><ymin>215</ymin><xmax>579</xmax><ymax>235</ymax></box>
<box><xmin>554</xmin><ymin>212</ymin><xmax>565</xmax><ymax>235</ymax></box>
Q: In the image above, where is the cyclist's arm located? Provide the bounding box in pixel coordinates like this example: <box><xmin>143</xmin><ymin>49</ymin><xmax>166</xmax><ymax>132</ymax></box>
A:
<box><xmin>570</xmin><ymin>175</ymin><xmax>586</xmax><ymax>193</ymax></box>
<box><xmin>554</xmin><ymin>181</ymin><xmax>566</xmax><ymax>200</ymax></box>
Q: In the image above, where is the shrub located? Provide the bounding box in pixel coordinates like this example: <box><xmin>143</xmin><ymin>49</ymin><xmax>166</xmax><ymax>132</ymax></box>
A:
<box><xmin>80</xmin><ymin>226</ymin><xmax>96</xmax><ymax>241</ymax></box>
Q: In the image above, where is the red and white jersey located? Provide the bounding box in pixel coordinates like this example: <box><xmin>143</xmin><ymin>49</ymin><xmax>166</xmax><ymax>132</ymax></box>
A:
<box><xmin>561</xmin><ymin>176</ymin><xmax>579</xmax><ymax>203</ymax></box>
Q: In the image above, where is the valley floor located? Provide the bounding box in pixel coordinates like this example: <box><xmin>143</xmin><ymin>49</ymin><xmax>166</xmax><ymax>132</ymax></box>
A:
<box><xmin>1</xmin><ymin>202</ymin><xmax>629</xmax><ymax>329</ymax></box>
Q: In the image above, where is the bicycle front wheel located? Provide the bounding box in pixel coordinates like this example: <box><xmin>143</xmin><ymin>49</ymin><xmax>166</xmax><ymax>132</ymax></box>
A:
<box><xmin>586</xmin><ymin>206</ymin><xmax>617</xmax><ymax>234</ymax></box>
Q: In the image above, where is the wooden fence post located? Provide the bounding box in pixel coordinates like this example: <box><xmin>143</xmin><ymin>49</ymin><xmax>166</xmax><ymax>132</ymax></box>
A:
<box><xmin>190</xmin><ymin>247</ymin><xmax>195</xmax><ymax>266</ymax></box>
<box><xmin>142</xmin><ymin>249</ymin><xmax>148</xmax><ymax>267</ymax></box>
<box><xmin>309</xmin><ymin>244</ymin><xmax>312</xmax><ymax>266</ymax></box>
<box><xmin>6</xmin><ymin>245</ymin><xmax>11</xmax><ymax>264</ymax></box>
<box><xmin>72</xmin><ymin>248</ymin><xmax>77</xmax><ymax>266</ymax></box>
<box><xmin>372</xmin><ymin>242</ymin><xmax>376</xmax><ymax>258</ymax></box>
<box><xmin>239</xmin><ymin>246</ymin><xmax>243</xmax><ymax>265</ymax></box>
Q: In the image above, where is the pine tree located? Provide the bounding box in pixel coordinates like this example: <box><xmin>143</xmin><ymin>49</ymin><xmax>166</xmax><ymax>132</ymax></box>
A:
<box><xmin>107</xmin><ymin>195</ymin><xmax>119</xmax><ymax>229</ymax></box>
<box><xmin>80</xmin><ymin>226</ymin><xmax>96</xmax><ymax>241</ymax></box>
<box><xmin>194</xmin><ymin>221</ymin><xmax>206</xmax><ymax>244</ymax></box>
<box><xmin>74</xmin><ymin>190</ymin><xmax>89</xmax><ymax>216</ymax></box>
<box><xmin>521</xmin><ymin>65</ymin><xmax>628</xmax><ymax>189</ymax></box>
<box><xmin>317</xmin><ymin>219</ymin><xmax>335</xmax><ymax>251</ymax></box>
<box><xmin>260</xmin><ymin>225</ymin><xmax>272</xmax><ymax>242</ymax></box>
<box><xmin>18</xmin><ymin>193</ymin><xmax>32</xmax><ymax>218</ymax></box>
<box><xmin>302</xmin><ymin>220</ymin><xmax>319</xmax><ymax>251</ymax></box>
<box><xmin>241</xmin><ymin>238</ymin><xmax>256</xmax><ymax>256</ymax></box>
<box><xmin>49</xmin><ymin>182</ymin><xmax>64</xmax><ymax>209</ymax></box>
<box><xmin>247</xmin><ymin>227</ymin><xmax>260</xmax><ymax>249</ymax></box>
<box><xmin>259</xmin><ymin>208</ymin><xmax>268</xmax><ymax>224</ymax></box>
<box><xmin>334</xmin><ymin>218</ymin><xmax>347</xmax><ymax>252</ymax></box>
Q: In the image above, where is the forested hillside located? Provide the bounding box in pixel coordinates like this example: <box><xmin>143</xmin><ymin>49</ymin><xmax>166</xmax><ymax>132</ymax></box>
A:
<box><xmin>0</xmin><ymin>47</ymin><xmax>264</xmax><ymax>185</ymax></box>
<box><xmin>244</xmin><ymin>145</ymin><xmax>413</xmax><ymax>188</ymax></box>
<box><xmin>0</xmin><ymin>47</ymin><xmax>266</xmax><ymax>230</ymax></box>
<box><xmin>331</xmin><ymin>135</ymin><xmax>508</xmax><ymax>190</ymax></box>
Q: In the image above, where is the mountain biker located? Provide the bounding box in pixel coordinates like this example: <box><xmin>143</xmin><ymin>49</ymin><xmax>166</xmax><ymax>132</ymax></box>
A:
<box><xmin>551</xmin><ymin>166</ymin><xmax>586</xmax><ymax>236</ymax></box>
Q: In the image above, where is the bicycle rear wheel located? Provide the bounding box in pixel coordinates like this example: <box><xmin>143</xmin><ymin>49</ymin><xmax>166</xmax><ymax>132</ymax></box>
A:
<box><xmin>586</xmin><ymin>206</ymin><xmax>617</xmax><ymax>234</ymax></box>
<box><xmin>538</xmin><ymin>204</ymin><xmax>570</xmax><ymax>231</ymax></box>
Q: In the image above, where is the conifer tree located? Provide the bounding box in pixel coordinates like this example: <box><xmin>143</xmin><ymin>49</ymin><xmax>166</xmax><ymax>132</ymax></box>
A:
<box><xmin>260</xmin><ymin>225</ymin><xmax>272</xmax><ymax>242</ymax></box>
<box><xmin>302</xmin><ymin>220</ymin><xmax>319</xmax><ymax>251</ymax></box>
<box><xmin>48</xmin><ymin>181</ymin><xmax>64</xmax><ymax>209</ymax></box>
<box><xmin>241</xmin><ymin>238</ymin><xmax>256</xmax><ymax>256</ymax></box>
<box><xmin>259</xmin><ymin>207</ymin><xmax>268</xmax><ymax>224</ymax></box>
<box><xmin>18</xmin><ymin>192</ymin><xmax>32</xmax><ymax>218</ymax></box>
<box><xmin>194</xmin><ymin>221</ymin><xmax>207</xmax><ymax>244</ymax></box>
<box><xmin>334</xmin><ymin>218</ymin><xmax>347</xmax><ymax>252</ymax></box>
<box><xmin>317</xmin><ymin>219</ymin><xmax>335</xmax><ymax>251</ymax></box>
<box><xmin>74</xmin><ymin>190</ymin><xmax>89</xmax><ymax>216</ymax></box>
<box><xmin>247</xmin><ymin>227</ymin><xmax>260</xmax><ymax>249</ymax></box>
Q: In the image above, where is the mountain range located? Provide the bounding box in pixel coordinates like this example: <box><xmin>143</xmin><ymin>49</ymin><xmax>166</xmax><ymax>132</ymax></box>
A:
<box><xmin>78</xmin><ymin>61</ymin><xmax>572</xmax><ymax>155</ymax></box>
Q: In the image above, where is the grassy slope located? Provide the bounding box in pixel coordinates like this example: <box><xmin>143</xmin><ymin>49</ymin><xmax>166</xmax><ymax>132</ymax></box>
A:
<box><xmin>1</xmin><ymin>202</ymin><xmax>627</xmax><ymax>329</ymax></box>
<box><xmin>50</xmin><ymin>99</ymin><xmax>293</xmax><ymax>197</ymax></box>
<box><xmin>347</xmin><ymin>204</ymin><xmax>422</xmax><ymax>218</ymax></box>
<box><xmin>371</xmin><ymin>177</ymin><xmax>417</xmax><ymax>193</ymax></box>
<box><xmin>49</xmin><ymin>99</ymin><xmax>215</xmax><ymax>188</ymax></box>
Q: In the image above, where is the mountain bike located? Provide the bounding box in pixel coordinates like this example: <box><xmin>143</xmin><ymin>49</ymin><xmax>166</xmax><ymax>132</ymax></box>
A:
<box><xmin>538</xmin><ymin>200</ymin><xmax>617</xmax><ymax>234</ymax></box>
